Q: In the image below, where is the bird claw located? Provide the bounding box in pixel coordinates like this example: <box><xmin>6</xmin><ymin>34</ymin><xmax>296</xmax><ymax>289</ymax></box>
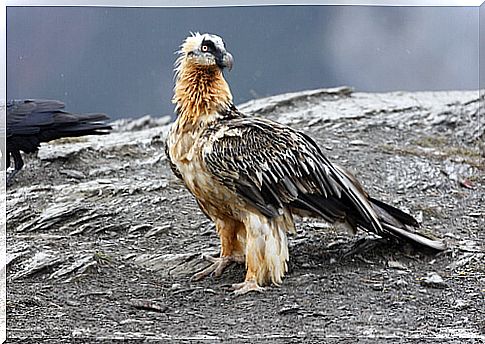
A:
<box><xmin>231</xmin><ymin>280</ymin><xmax>265</xmax><ymax>295</ymax></box>
<box><xmin>191</xmin><ymin>254</ymin><xmax>242</xmax><ymax>281</ymax></box>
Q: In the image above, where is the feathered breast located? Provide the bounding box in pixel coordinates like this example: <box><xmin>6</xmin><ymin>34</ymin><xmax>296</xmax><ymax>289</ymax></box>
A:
<box><xmin>173</xmin><ymin>62</ymin><xmax>232</xmax><ymax>126</ymax></box>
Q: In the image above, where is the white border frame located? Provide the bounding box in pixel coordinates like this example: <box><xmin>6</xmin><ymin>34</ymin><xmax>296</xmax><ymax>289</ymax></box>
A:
<box><xmin>2</xmin><ymin>2</ymin><xmax>483</xmax><ymax>344</ymax></box>
<box><xmin>4</xmin><ymin>1</ymin><xmax>485</xmax><ymax>7</ymax></box>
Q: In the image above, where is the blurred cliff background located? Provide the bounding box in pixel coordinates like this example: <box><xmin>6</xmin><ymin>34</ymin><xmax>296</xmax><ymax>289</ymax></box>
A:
<box><xmin>6</xmin><ymin>6</ymin><xmax>479</xmax><ymax>119</ymax></box>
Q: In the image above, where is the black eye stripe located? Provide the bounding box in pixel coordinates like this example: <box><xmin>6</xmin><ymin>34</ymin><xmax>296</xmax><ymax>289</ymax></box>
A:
<box><xmin>201</xmin><ymin>40</ymin><xmax>217</xmax><ymax>53</ymax></box>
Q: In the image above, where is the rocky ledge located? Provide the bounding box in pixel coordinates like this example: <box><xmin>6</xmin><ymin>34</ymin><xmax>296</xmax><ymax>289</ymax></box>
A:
<box><xmin>5</xmin><ymin>87</ymin><xmax>485</xmax><ymax>341</ymax></box>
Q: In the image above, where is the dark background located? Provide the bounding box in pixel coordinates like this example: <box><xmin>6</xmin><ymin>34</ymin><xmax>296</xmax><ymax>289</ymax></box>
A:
<box><xmin>7</xmin><ymin>6</ymin><xmax>479</xmax><ymax>119</ymax></box>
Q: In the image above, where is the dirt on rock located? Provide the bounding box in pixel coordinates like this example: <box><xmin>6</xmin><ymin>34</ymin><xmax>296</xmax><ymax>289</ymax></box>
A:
<box><xmin>5</xmin><ymin>88</ymin><xmax>485</xmax><ymax>343</ymax></box>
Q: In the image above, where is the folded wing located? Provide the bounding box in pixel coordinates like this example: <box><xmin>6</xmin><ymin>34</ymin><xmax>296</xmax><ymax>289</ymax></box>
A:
<box><xmin>203</xmin><ymin>117</ymin><xmax>383</xmax><ymax>234</ymax></box>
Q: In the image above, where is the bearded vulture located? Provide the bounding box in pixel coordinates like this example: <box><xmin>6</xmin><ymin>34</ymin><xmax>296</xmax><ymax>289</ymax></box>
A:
<box><xmin>166</xmin><ymin>33</ymin><xmax>445</xmax><ymax>294</ymax></box>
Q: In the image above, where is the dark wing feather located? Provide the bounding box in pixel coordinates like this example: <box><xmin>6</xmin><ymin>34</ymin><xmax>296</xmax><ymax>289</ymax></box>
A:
<box><xmin>202</xmin><ymin>117</ymin><xmax>383</xmax><ymax>234</ymax></box>
<box><xmin>7</xmin><ymin>99</ymin><xmax>111</xmax><ymax>138</ymax></box>
<box><xmin>7</xmin><ymin>99</ymin><xmax>66</xmax><ymax>135</ymax></box>
<box><xmin>7</xmin><ymin>99</ymin><xmax>111</xmax><ymax>154</ymax></box>
<box><xmin>7</xmin><ymin>99</ymin><xmax>65</xmax><ymax>118</ymax></box>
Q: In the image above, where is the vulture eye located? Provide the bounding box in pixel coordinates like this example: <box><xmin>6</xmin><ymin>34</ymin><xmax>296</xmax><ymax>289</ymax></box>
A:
<box><xmin>201</xmin><ymin>45</ymin><xmax>209</xmax><ymax>52</ymax></box>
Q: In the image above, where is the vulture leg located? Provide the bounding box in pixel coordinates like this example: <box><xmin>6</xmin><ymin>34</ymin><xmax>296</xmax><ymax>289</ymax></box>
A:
<box><xmin>192</xmin><ymin>218</ymin><xmax>245</xmax><ymax>281</ymax></box>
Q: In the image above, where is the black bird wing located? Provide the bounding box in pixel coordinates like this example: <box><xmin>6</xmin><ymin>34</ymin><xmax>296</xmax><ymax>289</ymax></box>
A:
<box><xmin>203</xmin><ymin>117</ymin><xmax>383</xmax><ymax>234</ymax></box>
<box><xmin>7</xmin><ymin>99</ymin><xmax>66</xmax><ymax>136</ymax></box>
<box><xmin>6</xmin><ymin>99</ymin><xmax>113</xmax><ymax>185</ymax></box>
<box><xmin>203</xmin><ymin>116</ymin><xmax>445</xmax><ymax>250</ymax></box>
<box><xmin>7</xmin><ymin>99</ymin><xmax>111</xmax><ymax>142</ymax></box>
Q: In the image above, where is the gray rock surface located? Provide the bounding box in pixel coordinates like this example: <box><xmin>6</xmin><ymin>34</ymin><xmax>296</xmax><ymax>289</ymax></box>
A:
<box><xmin>6</xmin><ymin>88</ymin><xmax>484</xmax><ymax>342</ymax></box>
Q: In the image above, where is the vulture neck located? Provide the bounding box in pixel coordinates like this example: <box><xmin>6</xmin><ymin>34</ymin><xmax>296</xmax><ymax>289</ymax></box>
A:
<box><xmin>173</xmin><ymin>61</ymin><xmax>233</xmax><ymax>127</ymax></box>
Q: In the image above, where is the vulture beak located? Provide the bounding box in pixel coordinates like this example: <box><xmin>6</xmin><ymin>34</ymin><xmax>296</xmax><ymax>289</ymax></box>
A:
<box><xmin>221</xmin><ymin>52</ymin><xmax>234</xmax><ymax>71</ymax></box>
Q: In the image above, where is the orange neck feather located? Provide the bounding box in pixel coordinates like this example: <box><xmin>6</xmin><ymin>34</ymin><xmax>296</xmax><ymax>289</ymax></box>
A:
<box><xmin>173</xmin><ymin>61</ymin><xmax>232</xmax><ymax>126</ymax></box>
